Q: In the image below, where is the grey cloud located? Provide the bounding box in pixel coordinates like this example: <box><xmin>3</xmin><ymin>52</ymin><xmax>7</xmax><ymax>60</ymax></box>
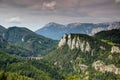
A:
<box><xmin>0</xmin><ymin>0</ymin><xmax>57</xmax><ymax>8</ymax></box>
<box><xmin>0</xmin><ymin>0</ymin><xmax>120</xmax><ymax>29</ymax></box>
<box><xmin>6</xmin><ymin>17</ymin><xmax>22</xmax><ymax>24</ymax></box>
<box><xmin>115</xmin><ymin>0</ymin><xmax>120</xmax><ymax>3</ymax></box>
<box><xmin>0</xmin><ymin>0</ymin><xmax>119</xmax><ymax>11</ymax></box>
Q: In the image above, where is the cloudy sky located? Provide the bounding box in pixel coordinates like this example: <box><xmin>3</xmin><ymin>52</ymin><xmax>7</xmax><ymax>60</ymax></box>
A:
<box><xmin>0</xmin><ymin>0</ymin><xmax>120</xmax><ymax>31</ymax></box>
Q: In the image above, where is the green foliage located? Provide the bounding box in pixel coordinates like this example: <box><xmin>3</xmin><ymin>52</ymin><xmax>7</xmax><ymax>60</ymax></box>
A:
<box><xmin>29</xmin><ymin>60</ymin><xmax>64</xmax><ymax>80</ymax></box>
<box><xmin>106</xmin><ymin>53</ymin><xmax>120</xmax><ymax>67</ymax></box>
<box><xmin>45</xmin><ymin>33</ymin><xmax>120</xmax><ymax>80</ymax></box>
<box><xmin>65</xmin><ymin>74</ymin><xmax>80</xmax><ymax>80</ymax></box>
<box><xmin>101</xmin><ymin>39</ymin><xmax>117</xmax><ymax>46</ymax></box>
<box><xmin>4</xmin><ymin>27</ymin><xmax>57</xmax><ymax>56</ymax></box>
<box><xmin>6</xmin><ymin>62</ymin><xmax>54</xmax><ymax>80</ymax></box>
<box><xmin>45</xmin><ymin>34</ymin><xmax>112</xmax><ymax>71</ymax></box>
<box><xmin>0</xmin><ymin>36</ymin><xmax>32</xmax><ymax>57</ymax></box>
<box><xmin>1</xmin><ymin>30</ymin><xmax>120</xmax><ymax>80</ymax></box>
<box><xmin>0</xmin><ymin>51</ymin><xmax>23</xmax><ymax>70</ymax></box>
<box><xmin>89</xmin><ymin>69</ymin><xmax>120</xmax><ymax>80</ymax></box>
<box><xmin>0</xmin><ymin>51</ymin><xmax>64</xmax><ymax>80</ymax></box>
<box><xmin>95</xmin><ymin>29</ymin><xmax>120</xmax><ymax>45</ymax></box>
<box><xmin>0</xmin><ymin>71</ymin><xmax>34</xmax><ymax>80</ymax></box>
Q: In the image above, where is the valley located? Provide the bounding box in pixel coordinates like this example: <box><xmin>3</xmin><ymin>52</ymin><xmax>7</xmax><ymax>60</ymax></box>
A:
<box><xmin>0</xmin><ymin>24</ymin><xmax>120</xmax><ymax>80</ymax></box>
<box><xmin>0</xmin><ymin>0</ymin><xmax>120</xmax><ymax>79</ymax></box>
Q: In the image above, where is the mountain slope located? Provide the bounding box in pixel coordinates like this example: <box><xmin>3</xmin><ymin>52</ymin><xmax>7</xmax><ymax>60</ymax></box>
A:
<box><xmin>36</xmin><ymin>22</ymin><xmax>120</xmax><ymax>40</ymax></box>
<box><xmin>45</xmin><ymin>33</ymin><xmax>120</xmax><ymax>80</ymax></box>
<box><xmin>0</xmin><ymin>25</ymin><xmax>6</xmax><ymax>36</ymax></box>
<box><xmin>3</xmin><ymin>26</ymin><xmax>57</xmax><ymax>56</ymax></box>
<box><xmin>36</xmin><ymin>22</ymin><xmax>97</xmax><ymax>40</ymax></box>
<box><xmin>0</xmin><ymin>36</ymin><xmax>32</xmax><ymax>56</ymax></box>
<box><xmin>94</xmin><ymin>29</ymin><xmax>120</xmax><ymax>44</ymax></box>
<box><xmin>0</xmin><ymin>71</ymin><xmax>34</xmax><ymax>80</ymax></box>
<box><xmin>0</xmin><ymin>51</ymin><xmax>64</xmax><ymax>80</ymax></box>
<box><xmin>36</xmin><ymin>22</ymin><xmax>66</xmax><ymax>40</ymax></box>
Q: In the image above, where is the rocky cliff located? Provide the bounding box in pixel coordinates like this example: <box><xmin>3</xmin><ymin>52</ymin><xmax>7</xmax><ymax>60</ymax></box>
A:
<box><xmin>45</xmin><ymin>33</ymin><xmax>120</xmax><ymax>80</ymax></box>
<box><xmin>111</xmin><ymin>46</ymin><xmax>120</xmax><ymax>53</ymax></box>
<box><xmin>92</xmin><ymin>60</ymin><xmax>120</xmax><ymax>74</ymax></box>
<box><xmin>58</xmin><ymin>34</ymin><xmax>91</xmax><ymax>52</ymax></box>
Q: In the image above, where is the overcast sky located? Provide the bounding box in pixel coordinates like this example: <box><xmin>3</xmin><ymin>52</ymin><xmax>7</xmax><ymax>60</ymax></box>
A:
<box><xmin>0</xmin><ymin>0</ymin><xmax>120</xmax><ymax>31</ymax></box>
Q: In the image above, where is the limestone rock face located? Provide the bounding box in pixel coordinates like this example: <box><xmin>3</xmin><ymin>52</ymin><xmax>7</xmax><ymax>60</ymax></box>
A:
<box><xmin>85</xmin><ymin>42</ymin><xmax>91</xmax><ymax>52</ymax></box>
<box><xmin>58</xmin><ymin>34</ymin><xmax>67</xmax><ymax>47</ymax></box>
<box><xmin>67</xmin><ymin>34</ymin><xmax>72</xmax><ymax>48</ymax></box>
<box><xmin>79</xmin><ymin>64</ymin><xmax>88</xmax><ymax>71</ymax></box>
<box><xmin>58</xmin><ymin>34</ymin><xmax>91</xmax><ymax>52</ymax></box>
<box><xmin>111</xmin><ymin>46</ymin><xmax>120</xmax><ymax>53</ymax></box>
<box><xmin>92</xmin><ymin>60</ymin><xmax>105</xmax><ymax>72</ymax></box>
<box><xmin>92</xmin><ymin>60</ymin><xmax>120</xmax><ymax>74</ymax></box>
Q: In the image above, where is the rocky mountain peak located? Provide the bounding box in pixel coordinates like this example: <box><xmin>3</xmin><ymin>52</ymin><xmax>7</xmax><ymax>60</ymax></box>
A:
<box><xmin>8</xmin><ymin>26</ymin><xmax>33</xmax><ymax>33</ymax></box>
<box><xmin>58</xmin><ymin>34</ymin><xmax>91</xmax><ymax>52</ymax></box>
<box><xmin>67</xmin><ymin>23</ymin><xmax>82</xmax><ymax>28</ymax></box>
<box><xmin>45</xmin><ymin>22</ymin><xmax>64</xmax><ymax>28</ymax></box>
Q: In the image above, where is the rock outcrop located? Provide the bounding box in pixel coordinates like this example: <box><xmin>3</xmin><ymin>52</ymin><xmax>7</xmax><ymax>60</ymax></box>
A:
<box><xmin>58</xmin><ymin>34</ymin><xmax>91</xmax><ymax>52</ymax></box>
<box><xmin>111</xmin><ymin>46</ymin><xmax>120</xmax><ymax>53</ymax></box>
<box><xmin>58</xmin><ymin>34</ymin><xmax>67</xmax><ymax>47</ymax></box>
<box><xmin>92</xmin><ymin>60</ymin><xmax>120</xmax><ymax>74</ymax></box>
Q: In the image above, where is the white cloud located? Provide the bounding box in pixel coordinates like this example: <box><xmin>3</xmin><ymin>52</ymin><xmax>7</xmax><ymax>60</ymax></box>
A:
<box><xmin>42</xmin><ymin>1</ymin><xmax>56</xmax><ymax>10</ymax></box>
<box><xmin>6</xmin><ymin>17</ymin><xmax>22</xmax><ymax>23</ymax></box>
<box><xmin>115</xmin><ymin>0</ymin><xmax>120</xmax><ymax>3</ymax></box>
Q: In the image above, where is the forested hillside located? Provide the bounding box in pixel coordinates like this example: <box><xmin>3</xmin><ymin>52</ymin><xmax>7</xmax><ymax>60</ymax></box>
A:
<box><xmin>45</xmin><ymin>33</ymin><xmax>120</xmax><ymax>80</ymax></box>
<box><xmin>0</xmin><ymin>25</ymin><xmax>120</xmax><ymax>80</ymax></box>
<box><xmin>94</xmin><ymin>29</ymin><xmax>120</xmax><ymax>44</ymax></box>
<box><xmin>0</xmin><ymin>51</ymin><xmax>64</xmax><ymax>80</ymax></box>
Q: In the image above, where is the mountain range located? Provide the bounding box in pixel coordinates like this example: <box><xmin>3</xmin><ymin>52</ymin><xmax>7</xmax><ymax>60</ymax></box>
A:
<box><xmin>0</xmin><ymin>23</ymin><xmax>120</xmax><ymax>80</ymax></box>
<box><xmin>36</xmin><ymin>22</ymin><xmax>120</xmax><ymax>40</ymax></box>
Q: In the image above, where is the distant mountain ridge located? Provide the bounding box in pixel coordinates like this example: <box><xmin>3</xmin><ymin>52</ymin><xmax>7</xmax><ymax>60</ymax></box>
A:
<box><xmin>36</xmin><ymin>21</ymin><xmax>120</xmax><ymax>40</ymax></box>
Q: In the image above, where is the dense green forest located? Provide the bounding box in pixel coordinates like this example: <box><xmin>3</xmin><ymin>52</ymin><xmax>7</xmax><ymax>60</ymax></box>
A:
<box><xmin>45</xmin><ymin>33</ymin><xmax>120</xmax><ymax>80</ymax></box>
<box><xmin>0</xmin><ymin>28</ymin><xmax>120</xmax><ymax>80</ymax></box>
<box><xmin>0</xmin><ymin>71</ymin><xmax>34</xmax><ymax>80</ymax></box>
<box><xmin>0</xmin><ymin>51</ymin><xmax>64</xmax><ymax>80</ymax></box>
<box><xmin>94</xmin><ymin>29</ymin><xmax>120</xmax><ymax>45</ymax></box>
<box><xmin>0</xmin><ymin>27</ymin><xmax>58</xmax><ymax>56</ymax></box>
